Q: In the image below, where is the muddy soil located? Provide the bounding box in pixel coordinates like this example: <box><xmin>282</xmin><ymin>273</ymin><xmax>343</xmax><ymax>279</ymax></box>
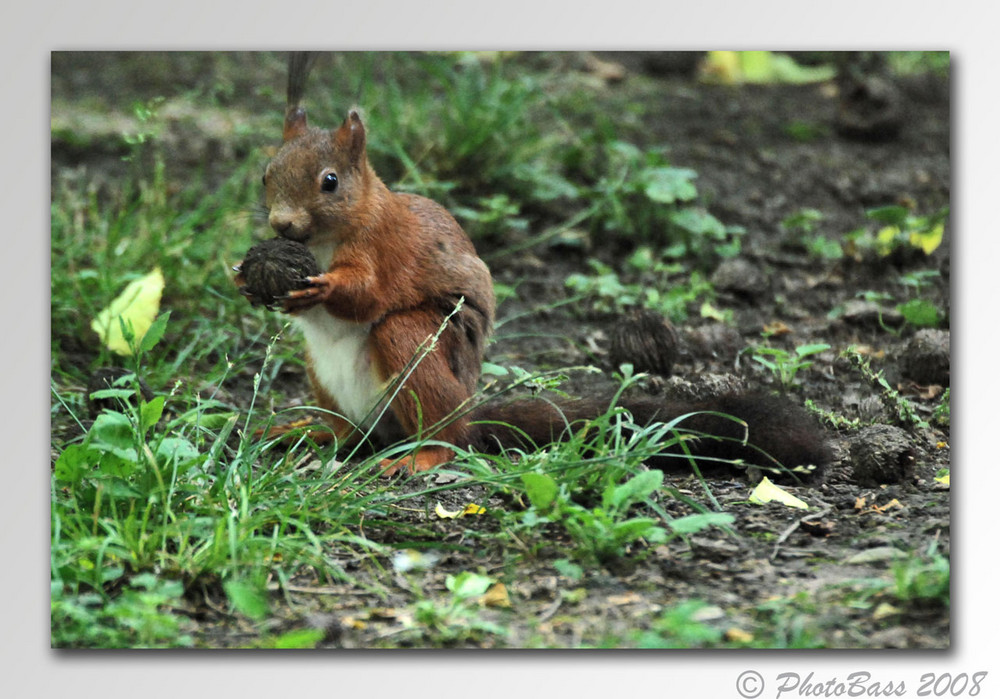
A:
<box><xmin>51</xmin><ymin>53</ymin><xmax>950</xmax><ymax>648</ymax></box>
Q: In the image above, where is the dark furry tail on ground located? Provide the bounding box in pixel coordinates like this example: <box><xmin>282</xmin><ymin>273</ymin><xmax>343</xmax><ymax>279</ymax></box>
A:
<box><xmin>468</xmin><ymin>391</ymin><xmax>832</xmax><ymax>482</ymax></box>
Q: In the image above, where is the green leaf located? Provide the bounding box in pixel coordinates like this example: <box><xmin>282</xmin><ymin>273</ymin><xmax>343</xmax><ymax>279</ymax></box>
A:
<box><xmin>611</xmin><ymin>517</ymin><xmax>663</xmax><ymax>544</ymax></box>
<box><xmin>605</xmin><ymin>470</ymin><xmax>663</xmax><ymax>511</ymax></box>
<box><xmin>97</xmin><ymin>453</ymin><xmax>138</xmax><ymax>479</ymax></box>
<box><xmin>88</xmin><ymin>387</ymin><xmax>134</xmax><ymax>403</ymax></box>
<box><xmin>176</xmin><ymin>410</ymin><xmax>238</xmax><ymax>430</ymax></box>
<box><xmin>740</xmin><ymin>51</ymin><xmax>775</xmax><ymax>82</ymax></box>
<box><xmin>897</xmin><ymin>299</ymin><xmax>942</xmax><ymax>328</ymax></box>
<box><xmin>446</xmin><ymin>572</ymin><xmax>494</xmax><ymax>600</ymax></box>
<box><xmin>102</xmin><ymin>476</ymin><xmax>142</xmax><ymax>498</ymax></box>
<box><xmin>553</xmin><ymin>558</ymin><xmax>584</xmax><ymax>581</ymax></box>
<box><xmin>643</xmin><ymin>167</ymin><xmax>698</xmax><ymax>204</ymax></box>
<box><xmin>521</xmin><ymin>472</ymin><xmax>559</xmax><ymax>510</ymax></box>
<box><xmin>866</xmin><ymin>205</ymin><xmax>909</xmax><ymax>226</ymax></box>
<box><xmin>782</xmin><ymin>208</ymin><xmax>824</xmax><ymax>233</ymax></box>
<box><xmin>90</xmin><ymin>412</ymin><xmax>137</xmax><ymax>457</ymax></box>
<box><xmin>154</xmin><ymin>437</ymin><xmax>201</xmax><ymax>470</ymax></box>
<box><xmin>273</xmin><ymin>628</ymin><xmax>326</xmax><ymax>649</ymax></box>
<box><xmin>54</xmin><ymin>444</ymin><xmax>98</xmax><ymax>483</ymax></box>
<box><xmin>768</xmin><ymin>53</ymin><xmax>837</xmax><ymax>84</ymax></box>
<box><xmin>795</xmin><ymin>343</ymin><xmax>831</xmax><ymax>358</ymax></box>
<box><xmin>140</xmin><ymin>395</ymin><xmax>165</xmax><ymax>434</ymax></box>
<box><xmin>669</xmin><ymin>208</ymin><xmax>726</xmax><ymax>238</ymax></box>
<box><xmin>667</xmin><ymin>512</ymin><xmax>735</xmax><ymax>534</ymax></box>
<box><xmin>480</xmin><ymin>362</ymin><xmax>509</xmax><ymax>377</ymax></box>
<box><xmin>139</xmin><ymin>311</ymin><xmax>171</xmax><ymax>353</ymax></box>
<box><xmin>224</xmin><ymin>579</ymin><xmax>270</xmax><ymax>620</ymax></box>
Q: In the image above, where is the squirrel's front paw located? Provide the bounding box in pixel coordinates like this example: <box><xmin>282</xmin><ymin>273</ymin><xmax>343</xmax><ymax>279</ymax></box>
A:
<box><xmin>281</xmin><ymin>273</ymin><xmax>333</xmax><ymax>313</ymax></box>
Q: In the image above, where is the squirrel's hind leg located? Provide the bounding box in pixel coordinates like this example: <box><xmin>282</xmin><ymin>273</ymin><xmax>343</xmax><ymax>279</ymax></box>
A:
<box><xmin>369</xmin><ymin>306</ymin><xmax>482</xmax><ymax>476</ymax></box>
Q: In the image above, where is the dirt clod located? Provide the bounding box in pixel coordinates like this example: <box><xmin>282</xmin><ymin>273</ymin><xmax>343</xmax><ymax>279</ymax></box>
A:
<box><xmin>849</xmin><ymin>424</ymin><xmax>917</xmax><ymax>487</ymax></box>
<box><xmin>710</xmin><ymin>257</ymin><xmax>768</xmax><ymax>299</ymax></box>
<box><xmin>900</xmin><ymin>329</ymin><xmax>950</xmax><ymax>387</ymax></box>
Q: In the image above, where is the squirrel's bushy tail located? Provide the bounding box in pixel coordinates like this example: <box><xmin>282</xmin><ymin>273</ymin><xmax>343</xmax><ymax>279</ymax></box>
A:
<box><xmin>467</xmin><ymin>392</ymin><xmax>832</xmax><ymax>481</ymax></box>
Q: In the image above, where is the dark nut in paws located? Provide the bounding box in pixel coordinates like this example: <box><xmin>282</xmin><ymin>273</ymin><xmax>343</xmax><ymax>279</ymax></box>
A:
<box><xmin>239</xmin><ymin>238</ymin><xmax>321</xmax><ymax>310</ymax></box>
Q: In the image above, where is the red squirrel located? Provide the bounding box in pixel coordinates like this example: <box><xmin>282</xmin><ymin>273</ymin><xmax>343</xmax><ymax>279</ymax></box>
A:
<box><xmin>235</xmin><ymin>53</ymin><xmax>831</xmax><ymax>479</ymax></box>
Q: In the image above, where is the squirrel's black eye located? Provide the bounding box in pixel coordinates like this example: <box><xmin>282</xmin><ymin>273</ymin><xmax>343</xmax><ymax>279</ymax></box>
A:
<box><xmin>321</xmin><ymin>172</ymin><xmax>339</xmax><ymax>193</ymax></box>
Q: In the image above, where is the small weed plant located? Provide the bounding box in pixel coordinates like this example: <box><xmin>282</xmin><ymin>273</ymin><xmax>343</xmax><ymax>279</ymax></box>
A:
<box><xmin>842</xmin><ymin>347</ymin><xmax>929</xmax><ymax>430</ymax></box>
<box><xmin>747</xmin><ymin>342</ymin><xmax>831</xmax><ymax>390</ymax></box>
<box><xmin>844</xmin><ymin>204</ymin><xmax>947</xmax><ymax>261</ymax></box>
<box><xmin>565</xmin><ymin>246</ymin><xmax>726</xmax><ymax>323</ymax></box>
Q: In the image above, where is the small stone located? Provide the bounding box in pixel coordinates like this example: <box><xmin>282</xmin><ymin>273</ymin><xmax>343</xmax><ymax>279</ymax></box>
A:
<box><xmin>840</xmin><ymin>299</ymin><xmax>903</xmax><ymax>328</ymax></box>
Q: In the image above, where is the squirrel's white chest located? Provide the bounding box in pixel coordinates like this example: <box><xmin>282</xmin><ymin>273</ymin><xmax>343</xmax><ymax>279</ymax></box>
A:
<box><xmin>294</xmin><ymin>308</ymin><xmax>385</xmax><ymax>428</ymax></box>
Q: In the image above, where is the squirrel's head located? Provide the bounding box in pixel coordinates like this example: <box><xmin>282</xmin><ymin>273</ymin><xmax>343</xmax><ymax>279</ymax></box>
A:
<box><xmin>263</xmin><ymin>110</ymin><xmax>372</xmax><ymax>245</ymax></box>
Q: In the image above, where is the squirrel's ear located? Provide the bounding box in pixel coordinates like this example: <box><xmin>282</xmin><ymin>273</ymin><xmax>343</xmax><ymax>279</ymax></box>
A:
<box><xmin>332</xmin><ymin>110</ymin><xmax>367</xmax><ymax>167</ymax></box>
<box><xmin>283</xmin><ymin>106</ymin><xmax>308</xmax><ymax>142</ymax></box>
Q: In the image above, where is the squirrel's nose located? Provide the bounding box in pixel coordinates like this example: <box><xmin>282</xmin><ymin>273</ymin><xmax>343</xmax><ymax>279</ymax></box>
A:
<box><xmin>268</xmin><ymin>208</ymin><xmax>311</xmax><ymax>242</ymax></box>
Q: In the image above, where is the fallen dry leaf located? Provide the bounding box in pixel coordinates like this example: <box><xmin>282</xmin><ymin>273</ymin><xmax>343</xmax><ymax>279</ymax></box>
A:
<box><xmin>762</xmin><ymin>320</ymin><xmax>792</xmax><ymax>336</ymax></box>
<box><xmin>749</xmin><ymin>477</ymin><xmax>809</xmax><ymax>510</ymax></box>
<box><xmin>91</xmin><ymin>267</ymin><xmax>165</xmax><ymax>355</ymax></box>
<box><xmin>481</xmin><ymin>582</ymin><xmax>512</xmax><ymax>609</ymax></box>
<box><xmin>725</xmin><ymin>628</ymin><xmax>755</xmax><ymax>644</ymax></box>
<box><xmin>434</xmin><ymin>502</ymin><xmax>486</xmax><ymax>519</ymax></box>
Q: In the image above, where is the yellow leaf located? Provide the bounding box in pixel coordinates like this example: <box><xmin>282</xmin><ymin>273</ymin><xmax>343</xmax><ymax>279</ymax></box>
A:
<box><xmin>701</xmin><ymin>51</ymin><xmax>742</xmax><ymax>84</ymax></box>
<box><xmin>762</xmin><ymin>321</ymin><xmax>792</xmax><ymax>337</ymax></box>
<box><xmin>724</xmin><ymin>627</ymin><xmax>755</xmax><ymax>643</ymax></box>
<box><xmin>342</xmin><ymin>616</ymin><xmax>367</xmax><ymax>630</ymax></box>
<box><xmin>748</xmin><ymin>476</ymin><xmax>809</xmax><ymax>509</ymax></box>
<box><xmin>876</xmin><ymin>226</ymin><xmax>900</xmax><ymax>256</ymax></box>
<box><xmin>91</xmin><ymin>267</ymin><xmax>165</xmax><ymax>356</ymax></box>
<box><xmin>872</xmin><ymin>602</ymin><xmax>901</xmax><ymax>620</ymax></box>
<box><xmin>909</xmin><ymin>222</ymin><xmax>944</xmax><ymax>255</ymax></box>
<box><xmin>700</xmin><ymin>51</ymin><xmax>835</xmax><ymax>85</ymax></box>
<box><xmin>934</xmin><ymin>472</ymin><xmax>950</xmax><ymax>487</ymax></box>
<box><xmin>434</xmin><ymin>502</ymin><xmax>462</xmax><ymax>519</ymax></box>
<box><xmin>872</xmin><ymin>498</ymin><xmax>903</xmax><ymax>513</ymax></box>
<box><xmin>434</xmin><ymin>502</ymin><xmax>486</xmax><ymax>519</ymax></box>
<box><xmin>481</xmin><ymin>582</ymin><xmax>511</xmax><ymax>608</ymax></box>
<box><xmin>700</xmin><ymin>301</ymin><xmax>727</xmax><ymax>322</ymax></box>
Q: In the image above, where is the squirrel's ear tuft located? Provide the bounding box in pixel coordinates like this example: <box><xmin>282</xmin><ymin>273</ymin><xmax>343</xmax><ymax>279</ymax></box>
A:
<box><xmin>283</xmin><ymin>106</ymin><xmax>309</xmax><ymax>142</ymax></box>
<box><xmin>332</xmin><ymin>110</ymin><xmax>367</xmax><ymax>168</ymax></box>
